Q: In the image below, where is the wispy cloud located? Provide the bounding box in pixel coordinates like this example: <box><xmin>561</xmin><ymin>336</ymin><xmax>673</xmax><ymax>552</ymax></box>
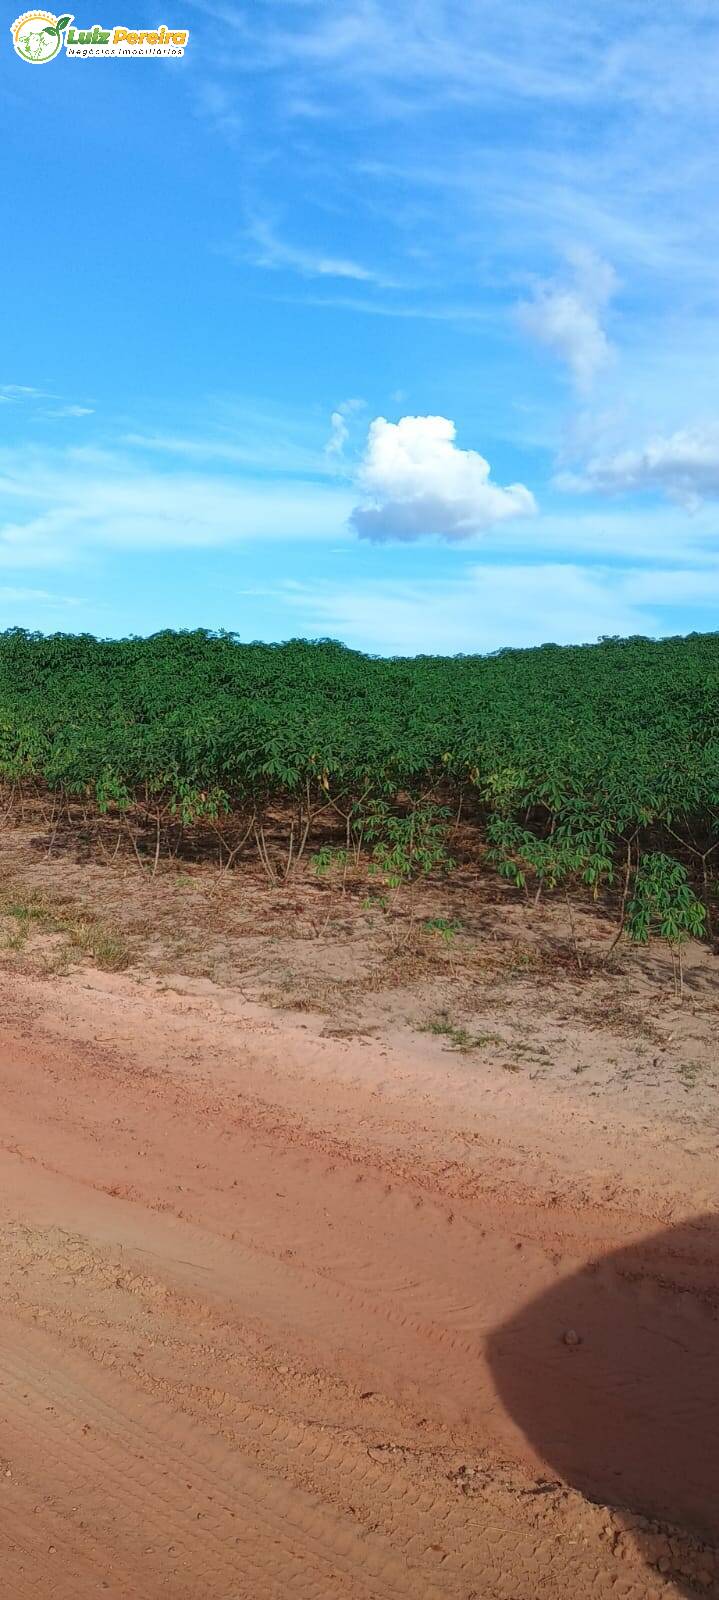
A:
<box><xmin>326</xmin><ymin>411</ymin><xmax>349</xmax><ymax>456</ymax></box>
<box><xmin>45</xmin><ymin>405</ymin><xmax>95</xmax><ymax>419</ymax></box>
<box><xmin>1</xmin><ymin>385</ymin><xmax>93</xmax><ymax>418</ymax></box>
<box><xmin>495</xmin><ymin>502</ymin><xmax>719</xmax><ymax>564</ymax></box>
<box><xmin>191</xmin><ymin>2</ymin><xmax>719</xmax><ymax>408</ymax></box>
<box><xmin>517</xmin><ymin>250</ymin><xmax>617</xmax><ymax>394</ymax></box>
<box><xmin>189</xmin><ymin>1</ymin><xmax>719</xmax><ymax>130</ymax></box>
<box><xmin>244</xmin><ymin>216</ymin><xmax>396</xmax><ymax>286</ymax></box>
<box><xmin>0</xmin><ymin>443</ymin><xmax>354</xmax><ymax>568</ymax></box>
<box><xmin>325</xmin><ymin>397</ymin><xmax>365</xmax><ymax>458</ymax></box>
<box><xmin>262</xmin><ymin>559</ymin><xmax>719</xmax><ymax>655</ymax></box>
<box><xmin>9</xmin><ymin>2</ymin><xmax>719</xmax><ymax>652</ymax></box>
<box><xmin>283</xmin><ymin>292</ymin><xmax>490</xmax><ymax>322</ymax></box>
<box><xmin>123</xmin><ymin>422</ymin><xmax>337</xmax><ymax>479</ymax></box>
<box><xmin>0</xmin><ymin>383</ymin><xmax>52</xmax><ymax>402</ymax></box>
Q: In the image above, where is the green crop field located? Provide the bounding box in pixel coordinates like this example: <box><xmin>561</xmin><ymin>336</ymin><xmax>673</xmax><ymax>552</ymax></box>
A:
<box><xmin>0</xmin><ymin>625</ymin><xmax>717</xmax><ymax>950</ymax></box>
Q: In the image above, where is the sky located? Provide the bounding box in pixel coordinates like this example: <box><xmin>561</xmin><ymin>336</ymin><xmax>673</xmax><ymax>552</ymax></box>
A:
<box><xmin>3</xmin><ymin>0</ymin><xmax>719</xmax><ymax>654</ymax></box>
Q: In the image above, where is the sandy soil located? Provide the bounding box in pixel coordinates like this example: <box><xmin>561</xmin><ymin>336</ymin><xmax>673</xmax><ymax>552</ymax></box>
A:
<box><xmin>0</xmin><ymin>920</ymin><xmax>717</xmax><ymax>1600</ymax></box>
<box><xmin>0</xmin><ymin>818</ymin><xmax>717</xmax><ymax>1597</ymax></box>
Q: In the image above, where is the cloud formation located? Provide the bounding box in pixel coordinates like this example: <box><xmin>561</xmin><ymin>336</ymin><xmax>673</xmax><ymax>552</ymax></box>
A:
<box><xmin>325</xmin><ymin>397</ymin><xmax>365</xmax><ymax>457</ymax></box>
<box><xmin>269</xmin><ymin>560</ymin><xmax>719</xmax><ymax>655</ymax></box>
<box><xmin>560</xmin><ymin>423</ymin><xmax>719</xmax><ymax>508</ymax></box>
<box><xmin>246</xmin><ymin>217</ymin><xmax>391</xmax><ymax>285</ymax></box>
<box><xmin>517</xmin><ymin>250</ymin><xmax>617</xmax><ymax>393</ymax></box>
<box><xmin>350</xmin><ymin>415</ymin><xmax>536</xmax><ymax>542</ymax></box>
<box><xmin>0</xmin><ymin>384</ymin><xmax>48</xmax><ymax>400</ymax></box>
<box><xmin>46</xmin><ymin>405</ymin><xmax>95</xmax><ymax>419</ymax></box>
<box><xmin>0</xmin><ymin>444</ymin><xmax>354</xmax><ymax>569</ymax></box>
<box><xmin>326</xmin><ymin>411</ymin><xmax>349</xmax><ymax>455</ymax></box>
<box><xmin>1</xmin><ymin>385</ymin><xmax>93</xmax><ymax>418</ymax></box>
<box><xmin>195</xmin><ymin>1</ymin><xmax>719</xmax><ymax>124</ymax></box>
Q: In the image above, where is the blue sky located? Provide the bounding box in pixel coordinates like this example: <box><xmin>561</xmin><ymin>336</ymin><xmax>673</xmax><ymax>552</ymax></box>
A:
<box><xmin>3</xmin><ymin>0</ymin><xmax>719</xmax><ymax>653</ymax></box>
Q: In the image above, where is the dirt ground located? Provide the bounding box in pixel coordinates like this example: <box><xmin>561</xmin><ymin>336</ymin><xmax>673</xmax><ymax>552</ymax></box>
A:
<box><xmin>0</xmin><ymin>823</ymin><xmax>718</xmax><ymax>1598</ymax></box>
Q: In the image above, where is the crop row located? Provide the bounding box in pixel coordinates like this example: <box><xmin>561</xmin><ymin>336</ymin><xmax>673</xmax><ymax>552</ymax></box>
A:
<box><xmin>0</xmin><ymin>626</ymin><xmax>717</xmax><ymax>949</ymax></box>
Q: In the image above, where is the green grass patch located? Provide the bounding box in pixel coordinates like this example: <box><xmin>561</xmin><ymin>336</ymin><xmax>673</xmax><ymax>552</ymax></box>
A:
<box><xmin>0</xmin><ymin>890</ymin><xmax>130</xmax><ymax>972</ymax></box>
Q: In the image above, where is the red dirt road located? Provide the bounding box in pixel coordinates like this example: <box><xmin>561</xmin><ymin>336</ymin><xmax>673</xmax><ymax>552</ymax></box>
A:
<box><xmin>0</xmin><ymin>967</ymin><xmax>717</xmax><ymax>1598</ymax></box>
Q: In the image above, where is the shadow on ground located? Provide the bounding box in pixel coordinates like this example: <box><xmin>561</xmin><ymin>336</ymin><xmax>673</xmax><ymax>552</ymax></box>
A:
<box><xmin>487</xmin><ymin>1213</ymin><xmax>719</xmax><ymax>1595</ymax></box>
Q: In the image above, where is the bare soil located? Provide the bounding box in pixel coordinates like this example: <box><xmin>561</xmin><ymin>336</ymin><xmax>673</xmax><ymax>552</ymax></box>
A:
<box><xmin>0</xmin><ymin>822</ymin><xmax>717</xmax><ymax>1598</ymax></box>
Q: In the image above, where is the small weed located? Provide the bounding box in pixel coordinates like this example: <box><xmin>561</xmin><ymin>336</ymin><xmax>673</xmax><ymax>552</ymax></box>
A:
<box><xmin>505</xmin><ymin>944</ymin><xmax>539</xmax><ymax>972</ymax></box>
<box><xmin>423</xmin><ymin>917</ymin><xmax>463</xmax><ymax>944</ymax></box>
<box><xmin>420</xmin><ymin>1013</ymin><xmax>501</xmax><ymax>1054</ymax></box>
<box><xmin>0</xmin><ymin>890</ymin><xmax>129</xmax><ymax>972</ymax></box>
<box><xmin>677</xmin><ymin>1060</ymin><xmax>706</xmax><ymax>1089</ymax></box>
<box><xmin>5</xmin><ymin>892</ymin><xmax>53</xmax><ymax>926</ymax></box>
<box><xmin>97</xmin><ymin>934</ymin><xmax>130</xmax><ymax>972</ymax></box>
<box><xmin>2</xmin><ymin>892</ymin><xmax>58</xmax><ymax>948</ymax></box>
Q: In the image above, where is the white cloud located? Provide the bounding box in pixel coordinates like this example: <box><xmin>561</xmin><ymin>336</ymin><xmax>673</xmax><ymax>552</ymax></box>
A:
<box><xmin>45</xmin><ymin>405</ymin><xmax>95</xmax><ymax>419</ymax></box>
<box><xmin>125</xmin><ymin>395</ymin><xmax>361</xmax><ymax>478</ymax></box>
<box><xmin>195</xmin><ymin>2</ymin><xmax>719</xmax><ymax>121</ymax></box>
<box><xmin>350</xmin><ymin>415</ymin><xmax>536</xmax><ymax>542</ymax></box>
<box><xmin>0</xmin><ymin>445</ymin><xmax>354</xmax><ymax>566</ymax></box>
<box><xmin>266</xmin><ymin>561</ymin><xmax>717</xmax><ymax>655</ymax></box>
<box><xmin>326</xmin><ymin>411</ymin><xmax>349</xmax><ymax>457</ymax></box>
<box><xmin>1</xmin><ymin>384</ymin><xmax>44</xmax><ymax>397</ymax></box>
<box><xmin>560</xmin><ymin>423</ymin><xmax>719</xmax><ymax>507</ymax></box>
<box><xmin>279</xmin><ymin>292</ymin><xmax>490</xmax><ymax>323</ymax></box>
<box><xmin>517</xmin><ymin>250</ymin><xmax>617</xmax><ymax>393</ymax></box>
<box><xmin>245</xmin><ymin>217</ymin><xmax>394</xmax><ymax>285</ymax></box>
<box><xmin>0</xmin><ymin>384</ymin><xmax>51</xmax><ymax>402</ymax></box>
<box><xmin>1</xmin><ymin>386</ymin><xmax>93</xmax><ymax>417</ymax></box>
<box><xmin>189</xmin><ymin>0</ymin><xmax>719</xmax><ymax>436</ymax></box>
<box><xmin>496</xmin><ymin>502</ymin><xmax>719</xmax><ymax>564</ymax></box>
<box><xmin>325</xmin><ymin>397</ymin><xmax>365</xmax><ymax>457</ymax></box>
